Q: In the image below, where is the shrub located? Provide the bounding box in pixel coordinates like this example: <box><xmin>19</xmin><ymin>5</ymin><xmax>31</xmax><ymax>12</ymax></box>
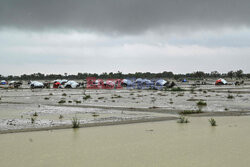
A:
<box><xmin>92</xmin><ymin>113</ymin><xmax>99</xmax><ymax>117</ymax></box>
<box><xmin>209</xmin><ymin>118</ymin><xmax>217</xmax><ymax>126</ymax></box>
<box><xmin>171</xmin><ymin>87</ymin><xmax>185</xmax><ymax>91</ymax></box>
<box><xmin>177</xmin><ymin>116</ymin><xmax>189</xmax><ymax>123</ymax></box>
<box><xmin>72</xmin><ymin>116</ymin><xmax>80</xmax><ymax>128</ymax></box>
<box><xmin>59</xmin><ymin>114</ymin><xmax>64</xmax><ymax>119</ymax></box>
<box><xmin>33</xmin><ymin>112</ymin><xmax>38</xmax><ymax>117</ymax></box>
<box><xmin>31</xmin><ymin>117</ymin><xmax>35</xmax><ymax>124</ymax></box>
<box><xmin>179</xmin><ymin>110</ymin><xmax>203</xmax><ymax>115</ymax></box>
<box><xmin>197</xmin><ymin>100</ymin><xmax>207</xmax><ymax>106</ymax></box>
<box><xmin>58</xmin><ymin>99</ymin><xmax>66</xmax><ymax>104</ymax></box>
<box><xmin>83</xmin><ymin>95</ymin><xmax>91</xmax><ymax>100</ymax></box>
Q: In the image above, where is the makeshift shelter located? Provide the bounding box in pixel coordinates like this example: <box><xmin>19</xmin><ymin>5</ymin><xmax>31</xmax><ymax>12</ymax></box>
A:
<box><xmin>64</xmin><ymin>81</ymin><xmax>79</xmax><ymax>88</ymax></box>
<box><xmin>121</xmin><ymin>79</ymin><xmax>133</xmax><ymax>87</ymax></box>
<box><xmin>30</xmin><ymin>81</ymin><xmax>44</xmax><ymax>88</ymax></box>
<box><xmin>0</xmin><ymin>80</ymin><xmax>7</xmax><ymax>85</ymax></box>
<box><xmin>53</xmin><ymin>82</ymin><xmax>61</xmax><ymax>88</ymax></box>
<box><xmin>215</xmin><ymin>78</ymin><xmax>227</xmax><ymax>85</ymax></box>
<box><xmin>155</xmin><ymin>79</ymin><xmax>167</xmax><ymax>86</ymax></box>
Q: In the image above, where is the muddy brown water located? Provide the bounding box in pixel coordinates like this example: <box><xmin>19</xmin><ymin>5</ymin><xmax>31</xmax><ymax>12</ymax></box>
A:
<box><xmin>1</xmin><ymin>116</ymin><xmax>250</xmax><ymax>167</ymax></box>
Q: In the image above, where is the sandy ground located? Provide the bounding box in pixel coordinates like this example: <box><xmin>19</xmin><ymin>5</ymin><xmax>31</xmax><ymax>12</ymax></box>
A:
<box><xmin>0</xmin><ymin>80</ymin><xmax>250</xmax><ymax>133</ymax></box>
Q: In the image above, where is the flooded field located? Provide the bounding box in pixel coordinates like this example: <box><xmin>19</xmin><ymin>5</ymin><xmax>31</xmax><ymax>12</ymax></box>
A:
<box><xmin>0</xmin><ymin>83</ymin><xmax>250</xmax><ymax>132</ymax></box>
<box><xmin>1</xmin><ymin>116</ymin><xmax>250</xmax><ymax>167</ymax></box>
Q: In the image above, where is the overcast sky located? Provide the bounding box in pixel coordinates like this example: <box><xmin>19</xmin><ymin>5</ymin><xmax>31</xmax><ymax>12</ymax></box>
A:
<box><xmin>1</xmin><ymin>0</ymin><xmax>250</xmax><ymax>75</ymax></box>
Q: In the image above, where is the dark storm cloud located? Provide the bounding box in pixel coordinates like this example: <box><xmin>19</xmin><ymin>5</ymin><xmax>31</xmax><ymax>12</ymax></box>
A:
<box><xmin>0</xmin><ymin>0</ymin><xmax>250</xmax><ymax>33</ymax></box>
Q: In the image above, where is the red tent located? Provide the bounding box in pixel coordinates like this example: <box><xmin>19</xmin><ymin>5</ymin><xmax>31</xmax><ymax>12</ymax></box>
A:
<box><xmin>53</xmin><ymin>82</ymin><xmax>61</xmax><ymax>88</ymax></box>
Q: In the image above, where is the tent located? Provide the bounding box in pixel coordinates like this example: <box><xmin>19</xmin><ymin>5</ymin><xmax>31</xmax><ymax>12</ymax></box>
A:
<box><xmin>64</xmin><ymin>81</ymin><xmax>79</xmax><ymax>88</ymax></box>
<box><xmin>155</xmin><ymin>79</ymin><xmax>167</xmax><ymax>86</ymax></box>
<box><xmin>30</xmin><ymin>81</ymin><xmax>44</xmax><ymax>88</ymax></box>
<box><xmin>121</xmin><ymin>79</ymin><xmax>133</xmax><ymax>87</ymax></box>
<box><xmin>53</xmin><ymin>82</ymin><xmax>61</xmax><ymax>88</ymax></box>
<box><xmin>0</xmin><ymin>80</ymin><xmax>7</xmax><ymax>85</ymax></box>
<box><xmin>215</xmin><ymin>78</ymin><xmax>227</xmax><ymax>85</ymax></box>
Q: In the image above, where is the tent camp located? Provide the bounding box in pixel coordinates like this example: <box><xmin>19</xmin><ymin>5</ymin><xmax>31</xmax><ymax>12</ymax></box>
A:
<box><xmin>215</xmin><ymin>78</ymin><xmax>227</xmax><ymax>85</ymax></box>
<box><xmin>30</xmin><ymin>81</ymin><xmax>44</xmax><ymax>88</ymax></box>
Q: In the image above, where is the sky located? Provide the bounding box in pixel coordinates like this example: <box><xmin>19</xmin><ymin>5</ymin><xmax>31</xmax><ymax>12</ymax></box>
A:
<box><xmin>0</xmin><ymin>0</ymin><xmax>250</xmax><ymax>75</ymax></box>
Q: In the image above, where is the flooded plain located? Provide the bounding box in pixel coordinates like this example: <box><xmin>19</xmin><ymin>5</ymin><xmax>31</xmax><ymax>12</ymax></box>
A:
<box><xmin>1</xmin><ymin>116</ymin><xmax>250</xmax><ymax>167</ymax></box>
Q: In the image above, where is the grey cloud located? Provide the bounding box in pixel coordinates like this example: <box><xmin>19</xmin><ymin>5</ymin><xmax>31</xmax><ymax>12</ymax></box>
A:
<box><xmin>0</xmin><ymin>0</ymin><xmax>250</xmax><ymax>34</ymax></box>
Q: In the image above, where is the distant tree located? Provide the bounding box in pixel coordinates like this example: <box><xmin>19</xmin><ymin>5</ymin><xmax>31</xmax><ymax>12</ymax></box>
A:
<box><xmin>210</xmin><ymin>71</ymin><xmax>221</xmax><ymax>78</ymax></box>
<box><xmin>227</xmin><ymin>71</ymin><xmax>234</xmax><ymax>79</ymax></box>
<box><xmin>235</xmin><ymin>70</ymin><xmax>243</xmax><ymax>79</ymax></box>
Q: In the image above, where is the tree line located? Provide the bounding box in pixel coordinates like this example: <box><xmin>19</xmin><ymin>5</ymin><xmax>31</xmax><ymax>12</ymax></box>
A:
<box><xmin>0</xmin><ymin>70</ymin><xmax>248</xmax><ymax>81</ymax></box>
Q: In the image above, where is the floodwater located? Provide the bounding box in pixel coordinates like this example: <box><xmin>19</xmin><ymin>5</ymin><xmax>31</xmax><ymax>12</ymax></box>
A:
<box><xmin>1</xmin><ymin>116</ymin><xmax>250</xmax><ymax>167</ymax></box>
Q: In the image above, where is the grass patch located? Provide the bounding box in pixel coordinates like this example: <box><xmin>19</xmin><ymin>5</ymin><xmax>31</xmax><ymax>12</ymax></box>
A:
<box><xmin>197</xmin><ymin>100</ymin><xmax>207</xmax><ymax>106</ymax></box>
<box><xmin>171</xmin><ymin>87</ymin><xmax>185</xmax><ymax>91</ymax></box>
<box><xmin>59</xmin><ymin>114</ymin><xmax>64</xmax><ymax>119</ymax></box>
<box><xmin>31</xmin><ymin>117</ymin><xmax>35</xmax><ymax>124</ymax></box>
<box><xmin>68</xmin><ymin>100</ymin><xmax>72</xmax><ymax>103</ymax></box>
<box><xmin>72</xmin><ymin>116</ymin><xmax>80</xmax><ymax>128</ymax></box>
<box><xmin>179</xmin><ymin>110</ymin><xmax>203</xmax><ymax>115</ymax></box>
<box><xmin>227</xmin><ymin>94</ymin><xmax>234</xmax><ymax>99</ymax></box>
<box><xmin>44</xmin><ymin>97</ymin><xmax>50</xmax><ymax>100</ymax></box>
<box><xmin>33</xmin><ymin>112</ymin><xmax>38</xmax><ymax>117</ymax></box>
<box><xmin>75</xmin><ymin>100</ymin><xmax>82</xmax><ymax>104</ymax></box>
<box><xmin>58</xmin><ymin>99</ymin><xmax>66</xmax><ymax>104</ymax></box>
<box><xmin>83</xmin><ymin>94</ymin><xmax>91</xmax><ymax>100</ymax></box>
<box><xmin>62</xmin><ymin>93</ymin><xmax>67</xmax><ymax>96</ymax></box>
<box><xmin>112</xmin><ymin>94</ymin><xmax>122</xmax><ymax>98</ymax></box>
<box><xmin>177</xmin><ymin>116</ymin><xmax>189</xmax><ymax>123</ymax></box>
<box><xmin>92</xmin><ymin>112</ymin><xmax>99</xmax><ymax>117</ymax></box>
<box><xmin>98</xmin><ymin>97</ymin><xmax>104</xmax><ymax>99</ymax></box>
<box><xmin>208</xmin><ymin>118</ymin><xmax>217</xmax><ymax>126</ymax></box>
<box><xmin>49</xmin><ymin>93</ymin><xmax>53</xmax><ymax>96</ymax></box>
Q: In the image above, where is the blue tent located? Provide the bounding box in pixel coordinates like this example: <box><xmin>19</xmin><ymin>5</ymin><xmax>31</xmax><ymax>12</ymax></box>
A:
<box><xmin>0</xmin><ymin>80</ymin><xmax>7</xmax><ymax>85</ymax></box>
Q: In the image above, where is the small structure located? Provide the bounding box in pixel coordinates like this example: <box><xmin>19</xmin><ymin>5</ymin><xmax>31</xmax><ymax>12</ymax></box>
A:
<box><xmin>215</xmin><ymin>78</ymin><xmax>227</xmax><ymax>85</ymax></box>
<box><xmin>0</xmin><ymin>80</ymin><xmax>7</xmax><ymax>85</ymax></box>
<box><xmin>30</xmin><ymin>81</ymin><xmax>44</xmax><ymax>88</ymax></box>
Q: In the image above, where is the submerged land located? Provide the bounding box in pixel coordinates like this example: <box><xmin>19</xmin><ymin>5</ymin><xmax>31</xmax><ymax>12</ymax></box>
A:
<box><xmin>1</xmin><ymin>79</ymin><xmax>250</xmax><ymax>166</ymax></box>
<box><xmin>0</xmin><ymin>79</ymin><xmax>250</xmax><ymax>133</ymax></box>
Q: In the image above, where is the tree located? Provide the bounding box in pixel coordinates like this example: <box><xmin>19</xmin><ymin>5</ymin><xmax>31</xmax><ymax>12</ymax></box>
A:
<box><xmin>227</xmin><ymin>71</ymin><xmax>234</xmax><ymax>79</ymax></box>
<box><xmin>235</xmin><ymin>70</ymin><xmax>243</xmax><ymax>79</ymax></box>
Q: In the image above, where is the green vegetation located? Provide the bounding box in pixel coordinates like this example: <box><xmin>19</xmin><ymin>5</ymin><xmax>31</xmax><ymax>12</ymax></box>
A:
<box><xmin>68</xmin><ymin>100</ymin><xmax>72</xmax><ymax>103</ymax></box>
<box><xmin>31</xmin><ymin>117</ymin><xmax>35</xmax><ymax>124</ymax></box>
<box><xmin>33</xmin><ymin>112</ymin><xmax>38</xmax><ymax>117</ymax></box>
<box><xmin>112</xmin><ymin>94</ymin><xmax>122</xmax><ymax>98</ymax></box>
<box><xmin>227</xmin><ymin>94</ymin><xmax>234</xmax><ymax>99</ymax></box>
<box><xmin>44</xmin><ymin>97</ymin><xmax>50</xmax><ymax>100</ymax></box>
<box><xmin>59</xmin><ymin>114</ymin><xmax>64</xmax><ymax>119</ymax></box>
<box><xmin>58</xmin><ymin>99</ymin><xmax>66</xmax><ymax>104</ymax></box>
<box><xmin>197</xmin><ymin>100</ymin><xmax>207</xmax><ymax>106</ymax></box>
<box><xmin>83</xmin><ymin>94</ymin><xmax>91</xmax><ymax>100</ymax></box>
<box><xmin>98</xmin><ymin>97</ymin><xmax>104</xmax><ymax>99</ymax></box>
<box><xmin>72</xmin><ymin>116</ymin><xmax>80</xmax><ymax>128</ymax></box>
<box><xmin>177</xmin><ymin>116</ymin><xmax>189</xmax><ymax>123</ymax></box>
<box><xmin>75</xmin><ymin>100</ymin><xmax>82</xmax><ymax>104</ymax></box>
<box><xmin>92</xmin><ymin>113</ymin><xmax>99</xmax><ymax>117</ymax></box>
<box><xmin>179</xmin><ymin>110</ymin><xmax>203</xmax><ymax>115</ymax></box>
<box><xmin>62</xmin><ymin>93</ymin><xmax>67</xmax><ymax>96</ymax></box>
<box><xmin>49</xmin><ymin>93</ymin><xmax>53</xmax><ymax>96</ymax></box>
<box><xmin>171</xmin><ymin>87</ymin><xmax>185</xmax><ymax>91</ymax></box>
<box><xmin>209</xmin><ymin>118</ymin><xmax>217</xmax><ymax>126</ymax></box>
